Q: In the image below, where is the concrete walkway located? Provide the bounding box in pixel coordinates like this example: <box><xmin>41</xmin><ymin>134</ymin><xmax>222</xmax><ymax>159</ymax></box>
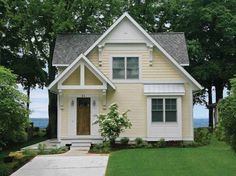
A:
<box><xmin>11</xmin><ymin>150</ymin><xmax>109</xmax><ymax>176</ymax></box>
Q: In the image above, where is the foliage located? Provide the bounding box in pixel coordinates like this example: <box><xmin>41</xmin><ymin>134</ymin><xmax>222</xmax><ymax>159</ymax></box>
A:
<box><xmin>37</xmin><ymin>143</ymin><xmax>47</xmax><ymax>154</ymax></box>
<box><xmin>156</xmin><ymin>138</ymin><xmax>166</xmax><ymax>148</ymax></box>
<box><xmin>95</xmin><ymin>103</ymin><xmax>131</xmax><ymax>144</ymax></box>
<box><xmin>91</xmin><ymin>142</ymin><xmax>111</xmax><ymax>153</ymax></box>
<box><xmin>0</xmin><ymin>66</ymin><xmax>29</xmax><ymax>148</ymax></box>
<box><xmin>120</xmin><ymin>137</ymin><xmax>129</xmax><ymax>146</ymax></box>
<box><xmin>134</xmin><ymin>137</ymin><xmax>149</xmax><ymax>148</ymax></box>
<box><xmin>194</xmin><ymin>128</ymin><xmax>211</xmax><ymax>145</ymax></box>
<box><xmin>218</xmin><ymin>76</ymin><xmax>236</xmax><ymax>151</ymax></box>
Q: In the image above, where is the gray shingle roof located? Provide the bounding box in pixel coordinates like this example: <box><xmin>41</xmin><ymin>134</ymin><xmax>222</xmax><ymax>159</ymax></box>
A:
<box><xmin>52</xmin><ymin>33</ymin><xmax>189</xmax><ymax>65</ymax></box>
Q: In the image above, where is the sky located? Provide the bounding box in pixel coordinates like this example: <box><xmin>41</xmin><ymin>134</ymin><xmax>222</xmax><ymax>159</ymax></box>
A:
<box><xmin>18</xmin><ymin>86</ymin><xmax>228</xmax><ymax>119</ymax></box>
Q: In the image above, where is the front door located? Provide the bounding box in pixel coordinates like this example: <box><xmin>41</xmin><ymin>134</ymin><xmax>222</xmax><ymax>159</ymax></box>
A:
<box><xmin>77</xmin><ymin>98</ymin><xmax>90</xmax><ymax>135</ymax></box>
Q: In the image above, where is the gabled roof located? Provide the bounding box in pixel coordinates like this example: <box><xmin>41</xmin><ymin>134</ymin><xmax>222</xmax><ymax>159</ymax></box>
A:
<box><xmin>52</xmin><ymin>33</ymin><xmax>189</xmax><ymax>66</ymax></box>
<box><xmin>48</xmin><ymin>54</ymin><xmax>116</xmax><ymax>90</ymax></box>
<box><xmin>52</xmin><ymin>12</ymin><xmax>202</xmax><ymax>90</ymax></box>
<box><xmin>150</xmin><ymin>33</ymin><xmax>189</xmax><ymax>66</ymax></box>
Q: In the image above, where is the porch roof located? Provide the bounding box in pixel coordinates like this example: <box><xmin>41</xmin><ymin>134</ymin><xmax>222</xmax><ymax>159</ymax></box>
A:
<box><xmin>48</xmin><ymin>54</ymin><xmax>116</xmax><ymax>92</ymax></box>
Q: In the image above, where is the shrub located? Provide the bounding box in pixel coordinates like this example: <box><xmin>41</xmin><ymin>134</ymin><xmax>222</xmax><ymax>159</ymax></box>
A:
<box><xmin>157</xmin><ymin>138</ymin><xmax>166</xmax><ymax>148</ymax></box>
<box><xmin>38</xmin><ymin>143</ymin><xmax>47</xmax><ymax>154</ymax></box>
<box><xmin>120</xmin><ymin>137</ymin><xmax>129</xmax><ymax>145</ymax></box>
<box><xmin>218</xmin><ymin>77</ymin><xmax>236</xmax><ymax>151</ymax></box>
<box><xmin>135</xmin><ymin>137</ymin><xmax>144</xmax><ymax>146</ymax></box>
<box><xmin>194</xmin><ymin>128</ymin><xmax>211</xmax><ymax>145</ymax></box>
<box><xmin>0</xmin><ymin>66</ymin><xmax>29</xmax><ymax>148</ymax></box>
<box><xmin>95</xmin><ymin>103</ymin><xmax>132</xmax><ymax>144</ymax></box>
<box><xmin>91</xmin><ymin>142</ymin><xmax>111</xmax><ymax>153</ymax></box>
<box><xmin>9</xmin><ymin>151</ymin><xmax>24</xmax><ymax>160</ymax></box>
<box><xmin>0</xmin><ymin>165</ymin><xmax>11</xmax><ymax>176</ymax></box>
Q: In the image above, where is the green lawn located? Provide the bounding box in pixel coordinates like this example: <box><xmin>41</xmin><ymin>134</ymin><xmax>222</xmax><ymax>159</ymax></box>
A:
<box><xmin>106</xmin><ymin>138</ymin><xmax>236</xmax><ymax>176</ymax></box>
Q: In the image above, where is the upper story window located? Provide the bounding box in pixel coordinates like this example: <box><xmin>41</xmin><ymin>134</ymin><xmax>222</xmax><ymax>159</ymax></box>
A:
<box><xmin>112</xmin><ymin>57</ymin><xmax>139</xmax><ymax>80</ymax></box>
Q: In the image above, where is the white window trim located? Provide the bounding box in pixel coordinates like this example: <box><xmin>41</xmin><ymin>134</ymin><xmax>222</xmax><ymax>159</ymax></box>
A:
<box><xmin>110</xmin><ymin>55</ymin><xmax>142</xmax><ymax>82</ymax></box>
<box><xmin>151</xmin><ymin>98</ymin><xmax>178</xmax><ymax>124</ymax></box>
<box><xmin>147</xmin><ymin>96</ymin><xmax>182</xmax><ymax>139</ymax></box>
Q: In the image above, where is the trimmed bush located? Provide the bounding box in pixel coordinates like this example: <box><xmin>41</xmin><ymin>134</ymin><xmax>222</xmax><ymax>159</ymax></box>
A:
<box><xmin>157</xmin><ymin>138</ymin><xmax>166</xmax><ymax>148</ymax></box>
<box><xmin>120</xmin><ymin>137</ymin><xmax>129</xmax><ymax>145</ymax></box>
<box><xmin>91</xmin><ymin>142</ymin><xmax>111</xmax><ymax>153</ymax></box>
<box><xmin>135</xmin><ymin>137</ymin><xmax>144</xmax><ymax>146</ymax></box>
<box><xmin>194</xmin><ymin>128</ymin><xmax>211</xmax><ymax>145</ymax></box>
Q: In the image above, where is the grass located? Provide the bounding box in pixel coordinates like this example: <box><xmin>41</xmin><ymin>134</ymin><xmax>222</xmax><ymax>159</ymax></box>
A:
<box><xmin>106</xmin><ymin>138</ymin><xmax>236</xmax><ymax>176</ymax></box>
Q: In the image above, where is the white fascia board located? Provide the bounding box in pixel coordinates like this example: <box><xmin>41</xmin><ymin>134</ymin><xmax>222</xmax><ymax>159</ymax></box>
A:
<box><xmin>83</xmin><ymin>12</ymin><xmax>202</xmax><ymax>90</ymax></box>
<box><xmin>48</xmin><ymin>54</ymin><xmax>115</xmax><ymax>90</ymax></box>
<box><xmin>53</xmin><ymin>64</ymin><xmax>69</xmax><ymax>67</ymax></box>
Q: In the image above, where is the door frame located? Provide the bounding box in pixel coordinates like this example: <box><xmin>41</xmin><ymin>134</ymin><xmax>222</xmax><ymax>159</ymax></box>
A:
<box><xmin>68</xmin><ymin>94</ymin><xmax>99</xmax><ymax>137</ymax></box>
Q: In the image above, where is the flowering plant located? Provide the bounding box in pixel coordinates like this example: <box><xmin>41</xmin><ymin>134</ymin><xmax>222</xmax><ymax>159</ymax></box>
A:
<box><xmin>95</xmin><ymin>103</ymin><xmax>131</xmax><ymax>144</ymax></box>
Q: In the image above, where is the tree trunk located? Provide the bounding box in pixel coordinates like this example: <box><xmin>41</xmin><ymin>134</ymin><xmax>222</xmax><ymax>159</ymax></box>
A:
<box><xmin>215</xmin><ymin>82</ymin><xmax>224</xmax><ymax>103</ymax></box>
<box><xmin>47</xmin><ymin>39</ymin><xmax>57</xmax><ymax>138</ymax></box>
<box><xmin>208</xmin><ymin>86</ymin><xmax>213</xmax><ymax>130</ymax></box>
<box><xmin>26</xmin><ymin>86</ymin><xmax>30</xmax><ymax>117</ymax></box>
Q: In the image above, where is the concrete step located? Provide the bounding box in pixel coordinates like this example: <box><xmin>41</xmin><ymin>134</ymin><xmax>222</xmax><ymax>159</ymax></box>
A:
<box><xmin>70</xmin><ymin>146</ymin><xmax>90</xmax><ymax>151</ymax></box>
<box><xmin>71</xmin><ymin>142</ymin><xmax>91</xmax><ymax>147</ymax></box>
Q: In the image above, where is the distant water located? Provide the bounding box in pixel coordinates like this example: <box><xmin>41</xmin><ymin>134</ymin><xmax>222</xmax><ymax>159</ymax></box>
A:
<box><xmin>194</xmin><ymin>118</ymin><xmax>208</xmax><ymax>128</ymax></box>
<box><xmin>30</xmin><ymin>118</ymin><xmax>48</xmax><ymax>129</ymax></box>
<box><xmin>29</xmin><ymin>118</ymin><xmax>208</xmax><ymax>129</ymax></box>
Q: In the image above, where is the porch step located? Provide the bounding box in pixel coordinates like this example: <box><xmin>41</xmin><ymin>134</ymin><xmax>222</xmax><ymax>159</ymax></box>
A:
<box><xmin>71</xmin><ymin>142</ymin><xmax>91</xmax><ymax>151</ymax></box>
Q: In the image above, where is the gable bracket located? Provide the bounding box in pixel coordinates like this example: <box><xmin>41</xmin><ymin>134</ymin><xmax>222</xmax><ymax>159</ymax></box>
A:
<box><xmin>98</xmin><ymin>45</ymin><xmax>104</xmax><ymax>67</ymax></box>
<box><xmin>147</xmin><ymin>44</ymin><xmax>153</xmax><ymax>66</ymax></box>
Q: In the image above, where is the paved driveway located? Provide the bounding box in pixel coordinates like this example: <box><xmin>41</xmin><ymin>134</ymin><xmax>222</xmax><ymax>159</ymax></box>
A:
<box><xmin>11</xmin><ymin>155</ymin><xmax>109</xmax><ymax>176</ymax></box>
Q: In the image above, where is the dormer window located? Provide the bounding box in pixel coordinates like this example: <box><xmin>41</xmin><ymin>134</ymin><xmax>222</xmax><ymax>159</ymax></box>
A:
<box><xmin>112</xmin><ymin>57</ymin><xmax>139</xmax><ymax>80</ymax></box>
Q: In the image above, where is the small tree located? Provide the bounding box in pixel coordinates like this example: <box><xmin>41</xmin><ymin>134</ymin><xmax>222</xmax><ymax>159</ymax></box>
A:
<box><xmin>218</xmin><ymin>76</ymin><xmax>236</xmax><ymax>152</ymax></box>
<box><xmin>0</xmin><ymin>66</ymin><xmax>29</xmax><ymax>148</ymax></box>
<box><xmin>95</xmin><ymin>103</ymin><xmax>132</xmax><ymax>144</ymax></box>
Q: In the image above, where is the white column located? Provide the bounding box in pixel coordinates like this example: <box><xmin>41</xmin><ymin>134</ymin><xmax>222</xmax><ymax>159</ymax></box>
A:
<box><xmin>57</xmin><ymin>91</ymin><xmax>62</xmax><ymax>142</ymax></box>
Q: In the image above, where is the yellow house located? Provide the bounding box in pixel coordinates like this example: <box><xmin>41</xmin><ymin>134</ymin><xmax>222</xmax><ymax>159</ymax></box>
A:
<box><xmin>48</xmin><ymin>12</ymin><xmax>202</xmax><ymax>147</ymax></box>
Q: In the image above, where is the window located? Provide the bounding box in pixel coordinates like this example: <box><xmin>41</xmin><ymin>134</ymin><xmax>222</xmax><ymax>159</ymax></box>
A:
<box><xmin>151</xmin><ymin>98</ymin><xmax>177</xmax><ymax>122</ymax></box>
<box><xmin>112</xmin><ymin>57</ymin><xmax>139</xmax><ymax>79</ymax></box>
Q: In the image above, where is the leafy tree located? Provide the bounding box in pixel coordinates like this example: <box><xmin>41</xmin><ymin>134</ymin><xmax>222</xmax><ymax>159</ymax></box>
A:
<box><xmin>95</xmin><ymin>103</ymin><xmax>132</xmax><ymax>144</ymax></box>
<box><xmin>0</xmin><ymin>66</ymin><xmax>29</xmax><ymax>148</ymax></box>
<box><xmin>5</xmin><ymin>0</ymin><xmax>125</xmax><ymax>138</ymax></box>
<box><xmin>11</xmin><ymin>55</ymin><xmax>47</xmax><ymax>112</ymax></box>
<box><xmin>160</xmin><ymin>0</ymin><xmax>236</xmax><ymax>128</ymax></box>
<box><xmin>218</xmin><ymin>76</ymin><xmax>236</xmax><ymax>152</ymax></box>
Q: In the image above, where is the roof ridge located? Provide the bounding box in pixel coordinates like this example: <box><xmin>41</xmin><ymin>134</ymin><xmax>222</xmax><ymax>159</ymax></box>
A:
<box><xmin>150</xmin><ymin>32</ymin><xmax>185</xmax><ymax>35</ymax></box>
<box><xmin>57</xmin><ymin>33</ymin><xmax>102</xmax><ymax>35</ymax></box>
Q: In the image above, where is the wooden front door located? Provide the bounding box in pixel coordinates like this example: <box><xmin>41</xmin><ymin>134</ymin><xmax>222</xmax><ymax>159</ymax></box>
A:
<box><xmin>77</xmin><ymin>98</ymin><xmax>90</xmax><ymax>135</ymax></box>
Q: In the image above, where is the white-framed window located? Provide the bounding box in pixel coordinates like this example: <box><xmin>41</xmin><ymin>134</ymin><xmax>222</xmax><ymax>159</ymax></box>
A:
<box><xmin>112</xmin><ymin>57</ymin><xmax>139</xmax><ymax>79</ymax></box>
<box><xmin>151</xmin><ymin>98</ymin><xmax>177</xmax><ymax>122</ymax></box>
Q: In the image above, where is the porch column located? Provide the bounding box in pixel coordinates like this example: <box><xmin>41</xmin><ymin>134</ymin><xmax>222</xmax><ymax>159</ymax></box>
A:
<box><xmin>57</xmin><ymin>90</ymin><xmax>63</xmax><ymax>142</ymax></box>
<box><xmin>102</xmin><ymin>89</ymin><xmax>107</xmax><ymax>109</ymax></box>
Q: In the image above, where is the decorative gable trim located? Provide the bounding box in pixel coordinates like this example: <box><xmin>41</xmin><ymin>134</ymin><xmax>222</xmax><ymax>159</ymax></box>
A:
<box><xmin>48</xmin><ymin>54</ymin><xmax>116</xmax><ymax>91</ymax></box>
<box><xmin>83</xmin><ymin>12</ymin><xmax>202</xmax><ymax>90</ymax></box>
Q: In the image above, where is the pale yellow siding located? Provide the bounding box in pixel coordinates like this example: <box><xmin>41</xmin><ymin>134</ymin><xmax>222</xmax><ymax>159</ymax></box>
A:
<box><xmin>87</xmin><ymin>44</ymin><xmax>184</xmax><ymax>81</ymax></box>
<box><xmin>85</xmin><ymin>67</ymin><xmax>102</xmax><ymax>85</ymax></box>
<box><xmin>61</xmin><ymin>89</ymin><xmax>103</xmax><ymax>137</ymax></box>
<box><xmin>106</xmin><ymin>84</ymin><xmax>147</xmax><ymax>137</ymax></box>
<box><xmin>182</xmin><ymin>83</ymin><xmax>193</xmax><ymax>139</ymax></box>
<box><xmin>62</xmin><ymin>67</ymin><xmax>80</xmax><ymax>85</ymax></box>
<box><xmin>60</xmin><ymin>44</ymin><xmax>194</xmax><ymax>140</ymax></box>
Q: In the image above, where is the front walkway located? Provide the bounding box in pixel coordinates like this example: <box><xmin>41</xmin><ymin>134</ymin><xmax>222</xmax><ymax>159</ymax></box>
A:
<box><xmin>11</xmin><ymin>149</ymin><xmax>109</xmax><ymax>176</ymax></box>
